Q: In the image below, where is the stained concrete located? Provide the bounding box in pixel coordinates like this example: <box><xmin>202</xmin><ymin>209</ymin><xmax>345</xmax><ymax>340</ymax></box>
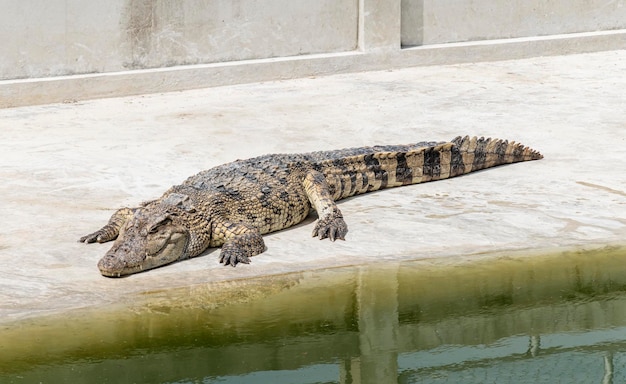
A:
<box><xmin>1</xmin><ymin>50</ymin><xmax>625</xmax><ymax>323</ymax></box>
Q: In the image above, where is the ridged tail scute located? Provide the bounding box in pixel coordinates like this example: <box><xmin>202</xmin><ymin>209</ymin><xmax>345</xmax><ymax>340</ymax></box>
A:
<box><xmin>450</xmin><ymin>135</ymin><xmax>543</xmax><ymax>175</ymax></box>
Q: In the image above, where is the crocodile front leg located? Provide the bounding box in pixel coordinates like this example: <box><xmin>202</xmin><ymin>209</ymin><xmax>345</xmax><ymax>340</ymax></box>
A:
<box><xmin>303</xmin><ymin>170</ymin><xmax>348</xmax><ymax>241</ymax></box>
<box><xmin>213</xmin><ymin>221</ymin><xmax>266</xmax><ymax>267</ymax></box>
<box><xmin>79</xmin><ymin>208</ymin><xmax>135</xmax><ymax>243</ymax></box>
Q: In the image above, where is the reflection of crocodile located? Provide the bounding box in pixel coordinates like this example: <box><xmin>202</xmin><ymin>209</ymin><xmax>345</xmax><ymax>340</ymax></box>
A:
<box><xmin>80</xmin><ymin>135</ymin><xmax>542</xmax><ymax>277</ymax></box>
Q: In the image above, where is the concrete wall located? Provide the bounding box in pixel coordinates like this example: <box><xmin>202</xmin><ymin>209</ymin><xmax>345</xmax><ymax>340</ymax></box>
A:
<box><xmin>402</xmin><ymin>0</ymin><xmax>626</xmax><ymax>46</ymax></box>
<box><xmin>1</xmin><ymin>0</ymin><xmax>625</xmax><ymax>107</ymax></box>
<box><xmin>0</xmin><ymin>0</ymin><xmax>358</xmax><ymax>80</ymax></box>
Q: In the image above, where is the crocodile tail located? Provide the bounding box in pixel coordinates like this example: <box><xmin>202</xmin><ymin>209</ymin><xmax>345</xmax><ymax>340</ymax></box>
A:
<box><xmin>318</xmin><ymin>136</ymin><xmax>542</xmax><ymax>200</ymax></box>
<box><xmin>449</xmin><ymin>135</ymin><xmax>543</xmax><ymax>176</ymax></box>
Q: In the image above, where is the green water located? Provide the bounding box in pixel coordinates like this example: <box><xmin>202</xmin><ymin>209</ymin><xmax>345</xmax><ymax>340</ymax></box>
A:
<box><xmin>2</xmin><ymin>246</ymin><xmax>626</xmax><ymax>383</ymax></box>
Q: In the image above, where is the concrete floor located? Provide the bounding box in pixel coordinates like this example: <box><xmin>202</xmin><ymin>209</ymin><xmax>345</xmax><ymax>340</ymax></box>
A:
<box><xmin>1</xmin><ymin>50</ymin><xmax>625</xmax><ymax>323</ymax></box>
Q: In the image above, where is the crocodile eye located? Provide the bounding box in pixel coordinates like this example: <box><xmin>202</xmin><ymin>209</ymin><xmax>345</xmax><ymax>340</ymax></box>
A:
<box><xmin>148</xmin><ymin>218</ymin><xmax>172</xmax><ymax>235</ymax></box>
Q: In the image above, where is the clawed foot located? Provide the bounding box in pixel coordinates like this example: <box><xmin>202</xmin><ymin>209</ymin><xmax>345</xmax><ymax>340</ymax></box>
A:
<box><xmin>219</xmin><ymin>242</ymin><xmax>252</xmax><ymax>267</ymax></box>
<box><xmin>219</xmin><ymin>230</ymin><xmax>265</xmax><ymax>267</ymax></box>
<box><xmin>79</xmin><ymin>229</ymin><xmax>114</xmax><ymax>244</ymax></box>
<box><xmin>78</xmin><ymin>208</ymin><xmax>133</xmax><ymax>244</ymax></box>
<box><xmin>312</xmin><ymin>209</ymin><xmax>348</xmax><ymax>241</ymax></box>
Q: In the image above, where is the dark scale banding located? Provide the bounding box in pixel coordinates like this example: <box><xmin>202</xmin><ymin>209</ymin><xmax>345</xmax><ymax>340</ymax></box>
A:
<box><xmin>349</xmin><ymin>170</ymin><xmax>358</xmax><ymax>195</ymax></box>
<box><xmin>395</xmin><ymin>153</ymin><xmax>413</xmax><ymax>185</ymax></box>
<box><xmin>423</xmin><ymin>148</ymin><xmax>441</xmax><ymax>180</ymax></box>
<box><xmin>449</xmin><ymin>144</ymin><xmax>465</xmax><ymax>177</ymax></box>
<box><xmin>472</xmin><ymin>138</ymin><xmax>488</xmax><ymax>171</ymax></box>
<box><xmin>361</xmin><ymin>171</ymin><xmax>369</xmax><ymax>194</ymax></box>
<box><xmin>81</xmin><ymin>135</ymin><xmax>542</xmax><ymax>277</ymax></box>
<box><xmin>362</xmin><ymin>154</ymin><xmax>381</xmax><ymax>192</ymax></box>
<box><xmin>375</xmin><ymin>165</ymin><xmax>388</xmax><ymax>190</ymax></box>
<box><xmin>495</xmin><ymin>140</ymin><xmax>508</xmax><ymax>163</ymax></box>
<box><xmin>332</xmin><ymin>158</ymin><xmax>350</xmax><ymax>199</ymax></box>
<box><xmin>432</xmin><ymin>149</ymin><xmax>441</xmax><ymax>179</ymax></box>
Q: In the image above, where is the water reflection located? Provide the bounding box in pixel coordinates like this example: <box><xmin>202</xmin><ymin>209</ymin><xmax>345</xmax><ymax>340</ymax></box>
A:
<box><xmin>1</xmin><ymin>246</ymin><xmax>626</xmax><ymax>383</ymax></box>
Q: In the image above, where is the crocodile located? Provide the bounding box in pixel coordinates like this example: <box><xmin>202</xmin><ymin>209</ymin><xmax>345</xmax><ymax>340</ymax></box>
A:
<box><xmin>80</xmin><ymin>135</ymin><xmax>542</xmax><ymax>277</ymax></box>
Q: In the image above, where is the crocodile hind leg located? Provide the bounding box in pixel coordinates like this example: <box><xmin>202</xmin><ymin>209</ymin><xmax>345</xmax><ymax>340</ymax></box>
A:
<box><xmin>213</xmin><ymin>221</ymin><xmax>266</xmax><ymax>267</ymax></box>
<box><xmin>304</xmin><ymin>170</ymin><xmax>348</xmax><ymax>241</ymax></box>
<box><xmin>79</xmin><ymin>207</ymin><xmax>134</xmax><ymax>243</ymax></box>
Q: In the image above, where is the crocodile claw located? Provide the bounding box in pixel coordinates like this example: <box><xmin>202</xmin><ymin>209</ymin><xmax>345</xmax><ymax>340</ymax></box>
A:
<box><xmin>219</xmin><ymin>248</ymin><xmax>251</xmax><ymax>267</ymax></box>
<box><xmin>79</xmin><ymin>231</ymin><xmax>107</xmax><ymax>244</ymax></box>
<box><xmin>313</xmin><ymin>214</ymin><xmax>348</xmax><ymax>241</ymax></box>
<box><xmin>218</xmin><ymin>229</ymin><xmax>265</xmax><ymax>267</ymax></box>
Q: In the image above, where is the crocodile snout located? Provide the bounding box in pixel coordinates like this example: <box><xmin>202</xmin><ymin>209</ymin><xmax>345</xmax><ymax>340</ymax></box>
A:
<box><xmin>98</xmin><ymin>251</ymin><xmax>128</xmax><ymax>278</ymax></box>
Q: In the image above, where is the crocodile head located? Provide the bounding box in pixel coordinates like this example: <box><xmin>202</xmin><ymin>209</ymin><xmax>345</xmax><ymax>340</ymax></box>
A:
<box><xmin>98</xmin><ymin>208</ymin><xmax>190</xmax><ymax>277</ymax></box>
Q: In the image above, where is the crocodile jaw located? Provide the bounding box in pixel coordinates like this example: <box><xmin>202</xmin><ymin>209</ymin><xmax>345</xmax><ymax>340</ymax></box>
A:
<box><xmin>98</xmin><ymin>228</ymin><xmax>189</xmax><ymax>277</ymax></box>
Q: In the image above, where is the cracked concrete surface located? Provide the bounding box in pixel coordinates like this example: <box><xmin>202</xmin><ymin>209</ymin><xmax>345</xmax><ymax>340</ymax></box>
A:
<box><xmin>1</xmin><ymin>50</ymin><xmax>625</xmax><ymax>322</ymax></box>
